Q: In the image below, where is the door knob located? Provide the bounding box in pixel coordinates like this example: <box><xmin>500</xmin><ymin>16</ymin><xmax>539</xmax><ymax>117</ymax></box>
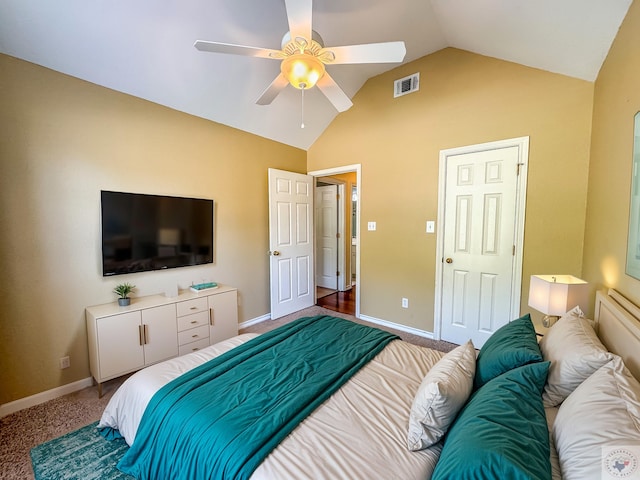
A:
<box><xmin>445</xmin><ymin>257</ymin><xmax>453</xmax><ymax>264</ymax></box>
<box><xmin>271</xmin><ymin>251</ymin><xmax>281</xmax><ymax>256</ymax></box>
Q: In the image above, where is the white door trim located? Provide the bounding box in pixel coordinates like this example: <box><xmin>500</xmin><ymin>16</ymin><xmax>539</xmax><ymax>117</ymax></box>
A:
<box><xmin>433</xmin><ymin>137</ymin><xmax>529</xmax><ymax>340</ymax></box>
<box><xmin>308</xmin><ymin>164</ymin><xmax>361</xmax><ymax>318</ymax></box>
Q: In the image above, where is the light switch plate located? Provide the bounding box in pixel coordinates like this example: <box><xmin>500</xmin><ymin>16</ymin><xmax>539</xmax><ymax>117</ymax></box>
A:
<box><xmin>368</xmin><ymin>221</ymin><xmax>377</xmax><ymax>231</ymax></box>
<box><xmin>426</xmin><ymin>221</ymin><xmax>435</xmax><ymax>233</ymax></box>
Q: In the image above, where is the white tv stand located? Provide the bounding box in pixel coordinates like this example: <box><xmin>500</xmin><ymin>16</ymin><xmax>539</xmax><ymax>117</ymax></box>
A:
<box><xmin>86</xmin><ymin>284</ymin><xmax>238</xmax><ymax>396</ymax></box>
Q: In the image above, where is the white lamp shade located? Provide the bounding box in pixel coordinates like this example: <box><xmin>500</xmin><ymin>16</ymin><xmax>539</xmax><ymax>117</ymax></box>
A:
<box><xmin>528</xmin><ymin>275</ymin><xmax>589</xmax><ymax>316</ymax></box>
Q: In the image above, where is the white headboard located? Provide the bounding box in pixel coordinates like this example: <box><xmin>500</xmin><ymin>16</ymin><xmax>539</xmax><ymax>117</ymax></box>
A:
<box><xmin>594</xmin><ymin>288</ymin><xmax>640</xmax><ymax>380</ymax></box>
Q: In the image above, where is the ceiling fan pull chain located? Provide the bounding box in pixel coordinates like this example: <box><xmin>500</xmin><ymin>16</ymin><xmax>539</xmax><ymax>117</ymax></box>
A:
<box><xmin>300</xmin><ymin>87</ymin><xmax>305</xmax><ymax>129</ymax></box>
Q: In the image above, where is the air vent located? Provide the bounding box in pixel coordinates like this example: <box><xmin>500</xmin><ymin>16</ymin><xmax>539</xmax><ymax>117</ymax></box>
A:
<box><xmin>394</xmin><ymin>73</ymin><xmax>420</xmax><ymax>98</ymax></box>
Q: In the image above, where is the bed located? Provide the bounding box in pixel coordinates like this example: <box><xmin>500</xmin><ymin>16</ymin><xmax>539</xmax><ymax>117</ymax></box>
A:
<box><xmin>99</xmin><ymin>290</ymin><xmax>640</xmax><ymax>480</ymax></box>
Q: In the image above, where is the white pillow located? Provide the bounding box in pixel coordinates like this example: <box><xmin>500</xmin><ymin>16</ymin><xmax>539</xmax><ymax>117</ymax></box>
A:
<box><xmin>553</xmin><ymin>356</ymin><xmax>640</xmax><ymax>480</ymax></box>
<box><xmin>407</xmin><ymin>340</ymin><xmax>475</xmax><ymax>451</ymax></box>
<box><xmin>539</xmin><ymin>306</ymin><xmax>613</xmax><ymax>407</ymax></box>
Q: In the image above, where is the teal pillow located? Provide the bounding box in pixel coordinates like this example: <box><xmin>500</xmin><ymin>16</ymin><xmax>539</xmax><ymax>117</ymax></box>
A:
<box><xmin>473</xmin><ymin>313</ymin><xmax>542</xmax><ymax>390</ymax></box>
<box><xmin>432</xmin><ymin>361</ymin><xmax>551</xmax><ymax>480</ymax></box>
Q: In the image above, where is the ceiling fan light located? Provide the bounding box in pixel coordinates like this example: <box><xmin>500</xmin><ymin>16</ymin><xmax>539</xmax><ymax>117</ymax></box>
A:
<box><xmin>281</xmin><ymin>54</ymin><xmax>325</xmax><ymax>90</ymax></box>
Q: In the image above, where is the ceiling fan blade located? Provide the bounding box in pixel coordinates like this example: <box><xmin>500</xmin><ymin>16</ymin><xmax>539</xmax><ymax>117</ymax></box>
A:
<box><xmin>256</xmin><ymin>73</ymin><xmax>290</xmax><ymax>105</ymax></box>
<box><xmin>320</xmin><ymin>41</ymin><xmax>406</xmax><ymax>65</ymax></box>
<box><xmin>194</xmin><ymin>40</ymin><xmax>282</xmax><ymax>60</ymax></box>
<box><xmin>316</xmin><ymin>73</ymin><xmax>353</xmax><ymax>112</ymax></box>
<box><xmin>284</xmin><ymin>0</ymin><xmax>312</xmax><ymax>43</ymax></box>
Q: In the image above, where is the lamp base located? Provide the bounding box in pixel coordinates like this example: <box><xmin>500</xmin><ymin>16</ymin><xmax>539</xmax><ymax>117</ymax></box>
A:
<box><xmin>542</xmin><ymin>315</ymin><xmax>560</xmax><ymax>328</ymax></box>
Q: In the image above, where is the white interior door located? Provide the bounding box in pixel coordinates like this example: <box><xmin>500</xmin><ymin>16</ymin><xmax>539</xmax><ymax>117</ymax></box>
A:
<box><xmin>268</xmin><ymin>168</ymin><xmax>315</xmax><ymax>319</ymax></box>
<box><xmin>437</xmin><ymin>138</ymin><xmax>528</xmax><ymax>347</ymax></box>
<box><xmin>315</xmin><ymin>185</ymin><xmax>338</xmax><ymax>289</ymax></box>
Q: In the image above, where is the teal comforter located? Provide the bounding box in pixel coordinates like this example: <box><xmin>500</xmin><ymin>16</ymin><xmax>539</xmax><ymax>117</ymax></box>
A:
<box><xmin>116</xmin><ymin>315</ymin><xmax>398</xmax><ymax>480</ymax></box>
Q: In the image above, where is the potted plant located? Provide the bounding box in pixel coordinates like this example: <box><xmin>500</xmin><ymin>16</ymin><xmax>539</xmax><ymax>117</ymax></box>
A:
<box><xmin>114</xmin><ymin>282</ymin><xmax>136</xmax><ymax>306</ymax></box>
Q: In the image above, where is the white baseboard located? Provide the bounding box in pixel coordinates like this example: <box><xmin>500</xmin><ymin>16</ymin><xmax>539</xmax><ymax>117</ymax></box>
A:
<box><xmin>0</xmin><ymin>377</ymin><xmax>94</xmax><ymax>418</ymax></box>
<box><xmin>359</xmin><ymin>314</ymin><xmax>435</xmax><ymax>339</ymax></box>
<box><xmin>239</xmin><ymin>313</ymin><xmax>271</xmax><ymax>330</ymax></box>
<box><xmin>240</xmin><ymin>312</ymin><xmax>435</xmax><ymax>340</ymax></box>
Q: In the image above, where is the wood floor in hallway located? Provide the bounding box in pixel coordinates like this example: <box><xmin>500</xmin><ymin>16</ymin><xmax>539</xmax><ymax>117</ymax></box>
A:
<box><xmin>316</xmin><ymin>286</ymin><xmax>356</xmax><ymax>315</ymax></box>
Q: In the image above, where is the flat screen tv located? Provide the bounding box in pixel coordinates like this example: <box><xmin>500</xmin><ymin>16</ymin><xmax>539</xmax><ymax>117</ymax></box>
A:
<box><xmin>101</xmin><ymin>190</ymin><xmax>214</xmax><ymax>276</ymax></box>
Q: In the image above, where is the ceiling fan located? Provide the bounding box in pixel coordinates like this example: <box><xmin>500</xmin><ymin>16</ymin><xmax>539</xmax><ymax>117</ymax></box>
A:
<box><xmin>194</xmin><ymin>0</ymin><xmax>406</xmax><ymax>114</ymax></box>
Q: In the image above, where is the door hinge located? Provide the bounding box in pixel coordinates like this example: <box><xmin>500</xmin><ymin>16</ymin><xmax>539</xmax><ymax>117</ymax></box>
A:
<box><xmin>336</xmin><ymin>232</ymin><xmax>340</xmax><ymax>239</ymax></box>
<box><xmin>513</xmin><ymin>245</ymin><xmax>516</xmax><ymax>256</ymax></box>
<box><xmin>517</xmin><ymin>163</ymin><xmax>525</xmax><ymax>176</ymax></box>
<box><xmin>337</xmin><ymin>271</ymin><xmax>341</xmax><ymax>276</ymax></box>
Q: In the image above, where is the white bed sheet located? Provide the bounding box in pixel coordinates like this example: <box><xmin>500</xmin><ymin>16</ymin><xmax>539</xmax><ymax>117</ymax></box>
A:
<box><xmin>100</xmin><ymin>333</ymin><xmax>445</xmax><ymax>479</ymax></box>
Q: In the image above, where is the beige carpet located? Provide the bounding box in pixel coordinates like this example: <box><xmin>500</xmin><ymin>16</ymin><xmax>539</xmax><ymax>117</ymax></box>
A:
<box><xmin>242</xmin><ymin>305</ymin><xmax>458</xmax><ymax>353</ymax></box>
<box><xmin>0</xmin><ymin>375</ymin><xmax>127</xmax><ymax>480</ymax></box>
<box><xmin>1</xmin><ymin>306</ymin><xmax>456</xmax><ymax>479</ymax></box>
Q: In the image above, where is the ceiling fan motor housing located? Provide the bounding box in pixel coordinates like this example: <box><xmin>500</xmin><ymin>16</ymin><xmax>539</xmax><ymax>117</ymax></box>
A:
<box><xmin>280</xmin><ymin>30</ymin><xmax>325</xmax><ymax>50</ymax></box>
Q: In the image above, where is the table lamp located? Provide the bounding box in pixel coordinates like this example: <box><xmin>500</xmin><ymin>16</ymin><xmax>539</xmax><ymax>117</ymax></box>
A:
<box><xmin>528</xmin><ymin>275</ymin><xmax>589</xmax><ymax>327</ymax></box>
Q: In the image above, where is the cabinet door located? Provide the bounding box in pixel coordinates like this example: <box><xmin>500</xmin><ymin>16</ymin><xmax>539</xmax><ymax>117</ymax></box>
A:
<box><xmin>208</xmin><ymin>290</ymin><xmax>238</xmax><ymax>344</ymax></box>
<box><xmin>141</xmin><ymin>304</ymin><xmax>178</xmax><ymax>365</ymax></box>
<box><xmin>96</xmin><ymin>311</ymin><xmax>144</xmax><ymax>379</ymax></box>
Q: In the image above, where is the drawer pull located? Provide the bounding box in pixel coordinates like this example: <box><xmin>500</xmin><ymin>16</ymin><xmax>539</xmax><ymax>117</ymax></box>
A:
<box><xmin>190</xmin><ymin>306</ymin><xmax>197</xmax><ymax>310</ymax></box>
<box><xmin>190</xmin><ymin>320</ymin><xmax>197</xmax><ymax>324</ymax></box>
<box><xmin>192</xmin><ymin>348</ymin><xmax>199</xmax><ymax>352</ymax></box>
<box><xmin>144</xmin><ymin>324</ymin><xmax>149</xmax><ymax>344</ymax></box>
<box><xmin>138</xmin><ymin>325</ymin><xmax>144</xmax><ymax>346</ymax></box>
<box><xmin>192</xmin><ymin>334</ymin><xmax>199</xmax><ymax>338</ymax></box>
<box><xmin>209</xmin><ymin>308</ymin><xmax>214</xmax><ymax>326</ymax></box>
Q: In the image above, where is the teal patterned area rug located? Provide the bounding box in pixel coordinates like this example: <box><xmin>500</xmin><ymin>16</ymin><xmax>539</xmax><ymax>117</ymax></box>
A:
<box><xmin>30</xmin><ymin>421</ymin><xmax>133</xmax><ymax>480</ymax></box>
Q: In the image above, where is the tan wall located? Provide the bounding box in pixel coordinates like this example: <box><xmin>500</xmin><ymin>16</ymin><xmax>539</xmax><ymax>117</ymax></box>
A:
<box><xmin>0</xmin><ymin>54</ymin><xmax>306</xmax><ymax>404</ymax></box>
<box><xmin>309</xmin><ymin>48</ymin><xmax>594</xmax><ymax>331</ymax></box>
<box><xmin>583</xmin><ymin>0</ymin><xmax>640</xmax><ymax>306</ymax></box>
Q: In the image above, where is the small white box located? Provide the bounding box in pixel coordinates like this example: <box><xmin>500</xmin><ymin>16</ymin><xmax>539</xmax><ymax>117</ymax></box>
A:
<box><xmin>164</xmin><ymin>283</ymin><xmax>179</xmax><ymax>298</ymax></box>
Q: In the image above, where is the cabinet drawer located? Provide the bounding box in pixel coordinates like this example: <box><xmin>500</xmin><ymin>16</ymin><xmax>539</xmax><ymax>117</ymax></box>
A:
<box><xmin>177</xmin><ymin>311</ymin><xmax>209</xmax><ymax>332</ymax></box>
<box><xmin>178</xmin><ymin>324</ymin><xmax>209</xmax><ymax>346</ymax></box>
<box><xmin>179</xmin><ymin>337</ymin><xmax>210</xmax><ymax>356</ymax></box>
<box><xmin>176</xmin><ymin>297</ymin><xmax>208</xmax><ymax>317</ymax></box>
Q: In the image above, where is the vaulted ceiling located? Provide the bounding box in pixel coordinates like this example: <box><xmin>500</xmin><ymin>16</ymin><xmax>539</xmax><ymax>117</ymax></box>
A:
<box><xmin>0</xmin><ymin>0</ymin><xmax>632</xmax><ymax>150</ymax></box>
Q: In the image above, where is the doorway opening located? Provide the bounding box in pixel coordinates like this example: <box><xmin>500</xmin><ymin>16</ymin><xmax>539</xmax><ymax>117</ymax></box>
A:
<box><xmin>309</xmin><ymin>165</ymin><xmax>361</xmax><ymax>317</ymax></box>
<box><xmin>315</xmin><ymin>181</ymin><xmax>342</xmax><ymax>298</ymax></box>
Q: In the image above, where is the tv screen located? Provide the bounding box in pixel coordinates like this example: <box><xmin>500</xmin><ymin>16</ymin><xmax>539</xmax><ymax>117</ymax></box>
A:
<box><xmin>101</xmin><ymin>190</ymin><xmax>214</xmax><ymax>276</ymax></box>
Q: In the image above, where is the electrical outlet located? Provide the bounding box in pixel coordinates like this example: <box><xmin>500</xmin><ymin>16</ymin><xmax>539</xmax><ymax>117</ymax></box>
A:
<box><xmin>402</xmin><ymin>298</ymin><xmax>409</xmax><ymax>309</ymax></box>
<box><xmin>60</xmin><ymin>356</ymin><xmax>70</xmax><ymax>369</ymax></box>
<box><xmin>367</xmin><ymin>221</ymin><xmax>377</xmax><ymax>231</ymax></box>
